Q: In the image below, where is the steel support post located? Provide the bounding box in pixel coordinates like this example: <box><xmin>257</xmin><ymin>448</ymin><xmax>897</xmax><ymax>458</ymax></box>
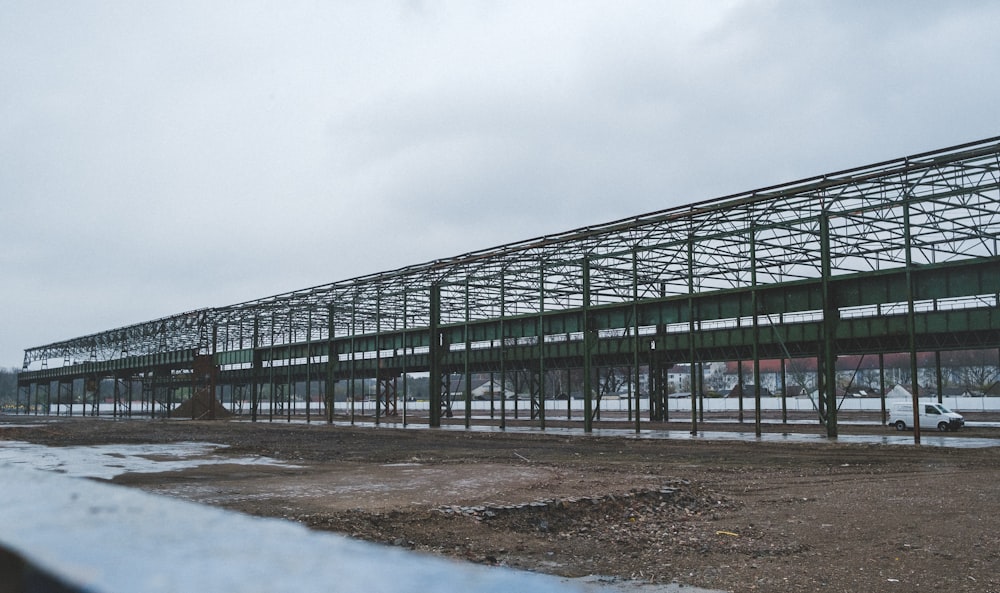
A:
<box><xmin>268</xmin><ymin>315</ymin><xmax>276</xmax><ymax>423</ymax></box>
<box><xmin>687</xmin><ymin>235</ymin><xmax>697</xmax><ymax>435</ymax></box>
<box><xmin>780</xmin><ymin>358</ymin><xmax>788</xmax><ymax>424</ymax></box>
<box><xmin>465</xmin><ymin>280</ymin><xmax>472</xmax><ymax>429</ymax></box>
<box><xmin>428</xmin><ymin>283</ymin><xmax>442</xmax><ymax>428</ymax></box>
<box><xmin>633</xmin><ymin>249</ymin><xmax>642</xmax><ymax>435</ymax></box>
<box><xmin>251</xmin><ymin>317</ymin><xmax>260</xmax><ymax>423</ymax></box>
<box><xmin>538</xmin><ymin>265</ymin><xmax>546</xmax><ymax>430</ymax></box>
<box><xmin>402</xmin><ymin>292</ymin><xmax>409</xmax><ymax>427</ymax></box>
<box><xmin>751</xmin><ymin>228</ymin><xmax>762</xmax><ymax>437</ymax></box>
<box><xmin>210</xmin><ymin>324</ymin><xmax>219</xmax><ymax>420</ymax></box>
<box><xmin>464</xmin><ymin>352</ymin><xmax>472</xmax><ymax>430</ymax></box>
<box><xmin>904</xmin><ymin>199</ymin><xmax>921</xmax><ymax>444</ymax></box>
<box><xmin>305</xmin><ymin>311</ymin><xmax>312</xmax><ymax>424</ymax></box>
<box><xmin>490</xmin><ymin>372</ymin><xmax>496</xmax><ymax>420</ymax></box>
<box><xmin>879</xmin><ymin>353</ymin><xmax>887</xmax><ymax>425</ymax></box>
<box><xmin>582</xmin><ymin>257</ymin><xmax>594</xmax><ymax>433</ymax></box>
<box><xmin>499</xmin><ymin>276</ymin><xmax>507</xmax><ymax>430</ymax></box>
<box><xmin>737</xmin><ymin>361</ymin><xmax>744</xmax><ymax>423</ymax></box>
<box><xmin>349</xmin><ymin>296</ymin><xmax>357</xmax><ymax>425</ymax></box>
<box><xmin>375</xmin><ymin>294</ymin><xmax>382</xmax><ymax>427</ymax></box>
<box><xmin>820</xmin><ymin>212</ymin><xmax>838</xmax><ymax>437</ymax></box>
<box><xmin>286</xmin><ymin>325</ymin><xmax>294</xmax><ymax>422</ymax></box>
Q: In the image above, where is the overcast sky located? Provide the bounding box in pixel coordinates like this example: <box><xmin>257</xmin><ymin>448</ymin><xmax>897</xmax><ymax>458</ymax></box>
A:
<box><xmin>3</xmin><ymin>1</ymin><xmax>999</xmax><ymax>368</ymax></box>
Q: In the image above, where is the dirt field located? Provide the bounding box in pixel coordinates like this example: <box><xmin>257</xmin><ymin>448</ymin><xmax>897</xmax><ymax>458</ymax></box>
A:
<box><xmin>2</xmin><ymin>414</ymin><xmax>999</xmax><ymax>593</ymax></box>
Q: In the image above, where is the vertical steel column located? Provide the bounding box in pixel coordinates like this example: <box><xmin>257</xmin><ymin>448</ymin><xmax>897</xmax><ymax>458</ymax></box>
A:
<box><xmin>633</xmin><ymin>249</ymin><xmax>642</xmax><ymax>435</ymax></box>
<box><xmin>538</xmin><ymin>263</ymin><xmax>546</xmax><ymax>430</ymax></box>
<box><xmin>751</xmin><ymin>226</ymin><xmax>762</xmax><ymax>437</ymax></box>
<box><xmin>820</xmin><ymin>211</ymin><xmax>838</xmax><ymax>437</ymax></box>
<box><xmin>582</xmin><ymin>257</ymin><xmax>594</xmax><ymax>433</ymax></box>
<box><xmin>904</xmin><ymin>196</ymin><xmax>921</xmax><ymax>444</ymax></box>
<box><xmin>780</xmin><ymin>358</ymin><xmax>788</xmax><ymax>424</ymax></box>
<box><xmin>687</xmin><ymin>234</ymin><xmax>697</xmax><ymax>434</ymax></box>
<box><xmin>267</xmin><ymin>314</ymin><xmax>276</xmax><ymax>422</ymax></box>
<box><xmin>286</xmin><ymin>310</ymin><xmax>293</xmax><ymax>423</ymax></box>
<box><xmin>210</xmin><ymin>323</ymin><xmax>218</xmax><ymax>421</ymax></box>
<box><xmin>879</xmin><ymin>353</ymin><xmax>887</xmax><ymax>425</ymax></box>
<box><xmin>350</xmin><ymin>292</ymin><xmax>358</xmax><ymax>425</ymax></box>
<box><xmin>465</xmin><ymin>279</ymin><xmax>472</xmax><ymax>429</ymax></box>
<box><xmin>375</xmin><ymin>291</ymin><xmax>382</xmax><ymax>427</ymax></box>
<box><xmin>251</xmin><ymin>317</ymin><xmax>260</xmax><ymax>423</ymax></box>
<box><xmin>402</xmin><ymin>291</ymin><xmax>409</xmax><ymax>427</ymax></box>
<box><xmin>428</xmin><ymin>282</ymin><xmax>442</xmax><ymax>428</ymax></box>
<box><xmin>489</xmin><ymin>372</ymin><xmax>496</xmax><ymax>419</ymax></box>
<box><xmin>499</xmin><ymin>274</ymin><xmax>507</xmax><ymax>430</ymax></box>
<box><xmin>736</xmin><ymin>361</ymin><xmax>744</xmax><ymax>422</ymax></box>
<box><xmin>305</xmin><ymin>309</ymin><xmax>312</xmax><ymax>424</ymax></box>
<box><xmin>326</xmin><ymin>304</ymin><xmax>336</xmax><ymax>424</ymax></box>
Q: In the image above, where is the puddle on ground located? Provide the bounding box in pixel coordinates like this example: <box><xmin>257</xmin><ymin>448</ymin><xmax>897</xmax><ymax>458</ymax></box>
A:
<box><xmin>0</xmin><ymin>441</ymin><xmax>296</xmax><ymax>480</ymax></box>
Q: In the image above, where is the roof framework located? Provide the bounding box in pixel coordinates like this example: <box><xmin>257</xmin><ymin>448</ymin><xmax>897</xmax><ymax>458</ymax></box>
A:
<box><xmin>22</xmin><ymin>136</ymin><xmax>1000</xmax><ymax>370</ymax></box>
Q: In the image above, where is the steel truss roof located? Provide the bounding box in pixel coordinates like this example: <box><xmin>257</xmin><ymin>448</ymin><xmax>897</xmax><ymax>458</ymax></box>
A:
<box><xmin>23</xmin><ymin>136</ymin><xmax>1000</xmax><ymax>370</ymax></box>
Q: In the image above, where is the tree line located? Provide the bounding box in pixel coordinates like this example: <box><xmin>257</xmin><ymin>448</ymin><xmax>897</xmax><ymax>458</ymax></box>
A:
<box><xmin>0</xmin><ymin>367</ymin><xmax>18</xmax><ymax>404</ymax></box>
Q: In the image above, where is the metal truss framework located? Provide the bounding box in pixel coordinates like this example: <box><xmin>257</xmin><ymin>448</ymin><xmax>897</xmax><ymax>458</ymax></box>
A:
<box><xmin>20</xmin><ymin>136</ymin><xmax>1000</xmax><ymax>438</ymax></box>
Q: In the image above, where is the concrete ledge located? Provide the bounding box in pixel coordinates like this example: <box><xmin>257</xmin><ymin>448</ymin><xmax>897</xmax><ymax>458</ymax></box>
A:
<box><xmin>0</xmin><ymin>465</ymin><xmax>582</xmax><ymax>593</ymax></box>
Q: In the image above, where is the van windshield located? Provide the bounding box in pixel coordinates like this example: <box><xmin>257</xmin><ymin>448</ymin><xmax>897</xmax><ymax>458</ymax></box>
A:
<box><xmin>929</xmin><ymin>404</ymin><xmax>952</xmax><ymax>414</ymax></box>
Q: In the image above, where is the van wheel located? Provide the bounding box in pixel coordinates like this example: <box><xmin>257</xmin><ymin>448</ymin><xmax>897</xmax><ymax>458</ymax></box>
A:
<box><xmin>894</xmin><ymin>420</ymin><xmax>907</xmax><ymax>431</ymax></box>
<box><xmin>937</xmin><ymin>422</ymin><xmax>950</xmax><ymax>432</ymax></box>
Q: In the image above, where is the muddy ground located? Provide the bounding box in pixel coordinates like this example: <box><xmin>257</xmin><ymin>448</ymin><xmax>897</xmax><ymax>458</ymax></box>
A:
<box><xmin>2</xmin><ymin>414</ymin><xmax>999</xmax><ymax>593</ymax></box>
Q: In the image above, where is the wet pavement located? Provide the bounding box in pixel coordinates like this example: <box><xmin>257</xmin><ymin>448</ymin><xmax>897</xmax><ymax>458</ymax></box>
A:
<box><xmin>320</xmin><ymin>418</ymin><xmax>1000</xmax><ymax>448</ymax></box>
<box><xmin>0</xmin><ymin>439</ymin><xmax>295</xmax><ymax>479</ymax></box>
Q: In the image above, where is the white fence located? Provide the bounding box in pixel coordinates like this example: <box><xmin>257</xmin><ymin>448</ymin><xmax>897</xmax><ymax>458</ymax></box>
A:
<box><xmin>36</xmin><ymin>395</ymin><xmax>1000</xmax><ymax>417</ymax></box>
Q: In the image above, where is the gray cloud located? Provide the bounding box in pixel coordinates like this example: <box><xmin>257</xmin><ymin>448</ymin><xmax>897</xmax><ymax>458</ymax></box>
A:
<box><xmin>3</xmin><ymin>0</ymin><xmax>1000</xmax><ymax>366</ymax></box>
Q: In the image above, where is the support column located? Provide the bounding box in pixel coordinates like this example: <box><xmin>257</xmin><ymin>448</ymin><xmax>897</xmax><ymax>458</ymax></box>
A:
<box><xmin>633</xmin><ymin>249</ymin><xmax>641</xmax><ymax>434</ymax></box>
<box><xmin>737</xmin><ymin>361</ymin><xmax>745</xmax><ymax>423</ymax></box>
<box><xmin>428</xmin><ymin>282</ymin><xmax>443</xmax><ymax>428</ymax></box>
<box><xmin>251</xmin><ymin>317</ymin><xmax>261</xmax><ymax>423</ymax></box>
<box><xmin>687</xmin><ymin>234</ymin><xmax>698</xmax><ymax>435</ymax></box>
<box><xmin>465</xmin><ymin>279</ymin><xmax>473</xmax><ymax>430</ymax></box>
<box><xmin>904</xmin><ymin>198</ymin><xmax>921</xmax><ymax>444</ymax></box>
<box><xmin>582</xmin><ymin>257</ymin><xmax>594</xmax><ymax>433</ymax></box>
<box><xmin>751</xmin><ymin>227</ymin><xmax>762</xmax><ymax>437</ymax></box>
<box><xmin>499</xmin><ymin>276</ymin><xmax>507</xmax><ymax>430</ymax></box>
<box><xmin>879</xmin><ymin>353</ymin><xmax>887</xmax><ymax>425</ymax></box>
<box><xmin>538</xmin><ymin>264</ymin><xmax>547</xmax><ymax>430</ymax></box>
<box><xmin>326</xmin><ymin>305</ymin><xmax>336</xmax><ymax>424</ymax></box>
<box><xmin>820</xmin><ymin>211</ymin><xmax>839</xmax><ymax>438</ymax></box>
<box><xmin>780</xmin><ymin>358</ymin><xmax>788</xmax><ymax>424</ymax></box>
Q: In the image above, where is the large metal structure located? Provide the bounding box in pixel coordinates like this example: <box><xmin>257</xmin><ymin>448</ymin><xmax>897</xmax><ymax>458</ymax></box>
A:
<box><xmin>18</xmin><ymin>137</ymin><xmax>1000</xmax><ymax>439</ymax></box>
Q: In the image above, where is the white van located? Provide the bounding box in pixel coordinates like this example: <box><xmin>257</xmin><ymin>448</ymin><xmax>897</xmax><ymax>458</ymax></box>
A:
<box><xmin>889</xmin><ymin>401</ymin><xmax>965</xmax><ymax>432</ymax></box>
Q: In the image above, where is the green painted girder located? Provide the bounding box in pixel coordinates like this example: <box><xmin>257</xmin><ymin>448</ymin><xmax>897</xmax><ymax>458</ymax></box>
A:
<box><xmin>216</xmin><ymin>348</ymin><xmax>254</xmax><ymax>366</ymax></box>
<box><xmin>20</xmin><ymin>257</ymin><xmax>1000</xmax><ymax>387</ymax></box>
<box><xmin>18</xmin><ymin>349</ymin><xmax>199</xmax><ymax>384</ymax></box>
<box><xmin>243</xmin><ymin>257</ymin><xmax>1000</xmax><ymax>366</ymax></box>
